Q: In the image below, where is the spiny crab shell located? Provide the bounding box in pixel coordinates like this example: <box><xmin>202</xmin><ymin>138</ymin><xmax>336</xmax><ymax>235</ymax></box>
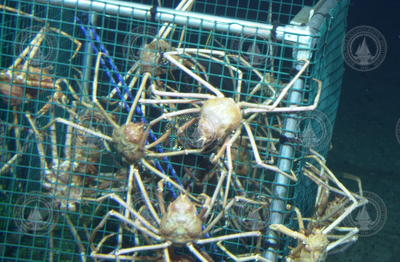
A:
<box><xmin>112</xmin><ymin>122</ymin><xmax>147</xmax><ymax>163</ymax></box>
<box><xmin>140</xmin><ymin>39</ymin><xmax>174</xmax><ymax>75</ymax></box>
<box><xmin>304</xmin><ymin>229</ymin><xmax>329</xmax><ymax>254</ymax></box>
<box><xmin>291</xmin><ymin>228</ymin><xmax>329</xmax><ymax>262</ymax></box>
<box><xmin>160</xmin><ymin>194</ymin><xmax>203</xmax><ymax>245</ymax></box>
<box><xmin>198</xmin><ymin>97</ymin><xmax>242</xmax><ymax>146</ymax></box>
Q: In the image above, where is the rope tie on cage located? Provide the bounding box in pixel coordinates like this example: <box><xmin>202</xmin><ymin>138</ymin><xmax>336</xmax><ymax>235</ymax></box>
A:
<box><xmin>271</xmin><ymin>20</ymin><xmax>280</xmax><ymax>41</ymax></box>
<box><xmin>150</xmin><ymin>0</ymin><xmax>158</xmax><ymax>22</ymax></box>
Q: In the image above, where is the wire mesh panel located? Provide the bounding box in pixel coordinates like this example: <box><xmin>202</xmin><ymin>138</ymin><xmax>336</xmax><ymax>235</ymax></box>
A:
<box><xmin>292</xmin><ymin>0</ymin><xmax>350</xmax><ymax>218</ymax></box>
<box><xmin>0</xmin><ymin>0</ymin><xmax>350</xmax><ymax>261</ymax></box>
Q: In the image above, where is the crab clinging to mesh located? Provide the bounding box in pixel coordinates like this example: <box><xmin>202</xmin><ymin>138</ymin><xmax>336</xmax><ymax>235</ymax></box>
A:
<box><xmin>270</xmin><ymin>151</ymin><xmax>367</xmax><ymax>261</ymax></box>
<box><xmin>90</xmin><ymin>166</ymin><xmax>269</xmax><ymax>262</ymax></box>
<box><xmin>270</xmin><ymin>207</ymin><xmax>330</xmax><ymax>262</ymax></box>
<box><xmin>141</xmin><ymin>53</ymin><xmax>322</xmax><ymax>205</ymax></box>
<box><xmin>23</xmin><ymin>86</ymin><xmax>130</xmax><ymax>210</ymax></box>
<box><xmin>26</xmin><ymin>111</ymin><xmax>102</xmax><ymax>211</ymax></box>
<box><xmin>0</xmin><ymin>5</ymin><xmax>81</xmax><ymax>112</ymax></box>
<box><xmin>145</xmin><ymin>55</ymin><xmax>322</xmax><ymax>146</ymax></box>
<box><xmin>48</xmin><ymin>52</ymin><xmax>201</xmax><ymax>197</ymax></box>
<box><xmin>112</xmin><ymin>122</ymin><xmax>148</xmax><ymax>162</ymax></box>
<box><xmin>107</xmin><ymin>0</ymin><xmax>197</xmax><ymax>102</ymax></box>
<box><xmin>269</xmin><ymin>205</ymin><xmax>357</xmax><ymax>262</ymax></box>
<box><xmin>139</xmin><ymin>39</ymin><xmax>175</xmax><ymax>76</ymax></box>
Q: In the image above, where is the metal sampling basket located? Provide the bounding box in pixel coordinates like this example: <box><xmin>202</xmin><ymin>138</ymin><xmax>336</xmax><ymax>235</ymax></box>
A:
<box><xmin>0</xmin><ymin>0</ymin><xmax>350</xmax><ymax>261</ymax></box>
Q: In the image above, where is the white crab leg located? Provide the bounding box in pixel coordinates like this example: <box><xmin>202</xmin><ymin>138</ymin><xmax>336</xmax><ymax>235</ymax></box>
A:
<box><xmin>163</xmin><ymin>50</ymin><xmax>225</xmax><ymax>97</ymax></box>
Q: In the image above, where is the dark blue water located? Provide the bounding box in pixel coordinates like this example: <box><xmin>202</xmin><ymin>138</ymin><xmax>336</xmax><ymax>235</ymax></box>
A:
<box><xmin>328</xmin><ymin>0</ymin><xmax>400</xmax><ymax>261</ymax></box>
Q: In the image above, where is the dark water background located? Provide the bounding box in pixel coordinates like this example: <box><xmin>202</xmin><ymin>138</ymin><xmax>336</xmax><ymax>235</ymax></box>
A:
<box><xmin>327</xmin><ymin>0</ymin><xmax>400</xmax><ymax>261</ymax></box>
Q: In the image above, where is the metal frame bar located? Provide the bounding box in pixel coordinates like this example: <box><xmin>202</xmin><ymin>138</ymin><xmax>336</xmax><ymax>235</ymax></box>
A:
<box><xmin>39</xmin><ymin>0</ymin><xmax>314</xmax><ymax>43</ymax></box>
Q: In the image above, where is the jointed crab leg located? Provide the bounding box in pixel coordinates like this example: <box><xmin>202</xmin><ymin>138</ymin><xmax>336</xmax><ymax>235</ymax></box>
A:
<box><xmin>107</xmin><ymin>0</ymin><xmax>196</xmax><ymax>101</ymax></box>
<box><xmin>244</xmin><ymin>60</ymin><xmax>310</xmax><ymax>108</ymax></box>
<box><xmin>0</xmin><ymin>5</ymin><xmax>81</xmax><ymax>60</ymax></box>
<box><xmin>92</xmin><ymin>194</ymin><xmax>161</xmax><ymax>236</ymax></box>
<box><xmin>242</xmin><ymin>78</ymin><xmax>322</xmax><ymax>114</ymax></box>
<box><xmin>132</xmin><ymin>165</ymin><xmax>161</xmax><ymax>224</ymax></box>
<box><xmin>91</xmin><ymin>53</ymin><xmax>119</xmax><ymax>129</ymax></box>
<box><xmin>185</xmin><ymin>243</ymin><xmax>210</xmax><ymax>262</ymax></box>
<box><xmin>302</xmin><ymin>153</ymin><xmax>364</xmax><ymax>234</ymax></box>
<box><xmin>46</xmin><ymin>118</ymin><xmax>113</xmax><ymax>142</ymax></box>
<box><xmin>10</xmin><ymin>27</ymin><xmax>47</xmax><ymax>72</ymax></box>
<box><xmin>64</xmin><ymin>213</ymin><xmax>86</xmax><ymax>262</ymax></box>
<box><xmin>326</xmin><ymin>226</ymin><xmax>359</xmax><ymax>251</ymax></box>
<box><xmin>163</xmin><ymin>50</ymin><xmax>226</xmax><ymax>98</ymax></box>
<box><xmin>157</xmin><ymin>0</ymin><xmax>195</xmax><ymax>40</ymax></box>
<box><xmin>116</xmin><ymin>242</ymin><xmax>173</xmax><ymax>256</ymax></box>
<box><xmin>217</xmin><ymin>241</ymin><xmax>271</xmax><ymax>262</ymax></box>
<box><xmin>26</xmin><ymin>114</ymin><xmax>50</xmax><ymax>171</ymax></box>
<box><xmin>140</xmin><ymin>159</ymin><xmax>194</xmax><ymax>198</ymax></box>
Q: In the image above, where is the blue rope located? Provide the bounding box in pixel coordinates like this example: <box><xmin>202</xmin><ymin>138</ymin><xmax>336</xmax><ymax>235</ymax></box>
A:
<box><xmin>76</xmin><ymin>16</ymin><xmax>220</xmax><ymax>256</ymax></box>
<box><xmin>75</xmin><ymin>17</ymin><xmax>182</xmax><ymax>196</ymax></box>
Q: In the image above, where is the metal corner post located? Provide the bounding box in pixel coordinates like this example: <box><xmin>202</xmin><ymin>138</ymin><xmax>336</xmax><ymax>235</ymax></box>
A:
<box><xmin>263</xmin><ymin>0</ymin><xmax>340</xmax><ymax>261</ymax></box>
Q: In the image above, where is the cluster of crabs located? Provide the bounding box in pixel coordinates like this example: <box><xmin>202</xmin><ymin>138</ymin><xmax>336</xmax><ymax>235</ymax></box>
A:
<box><xmin>0</xmin><ymin>2</ymin><xmax>367</xmax><ymax>262</ymax></box>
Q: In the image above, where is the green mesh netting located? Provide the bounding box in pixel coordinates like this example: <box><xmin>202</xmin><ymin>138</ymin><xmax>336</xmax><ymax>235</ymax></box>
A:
<box><xmin>0</xmin><ymin>0</ymin><xmax>349</xmax><ymax>261</ymax></box>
